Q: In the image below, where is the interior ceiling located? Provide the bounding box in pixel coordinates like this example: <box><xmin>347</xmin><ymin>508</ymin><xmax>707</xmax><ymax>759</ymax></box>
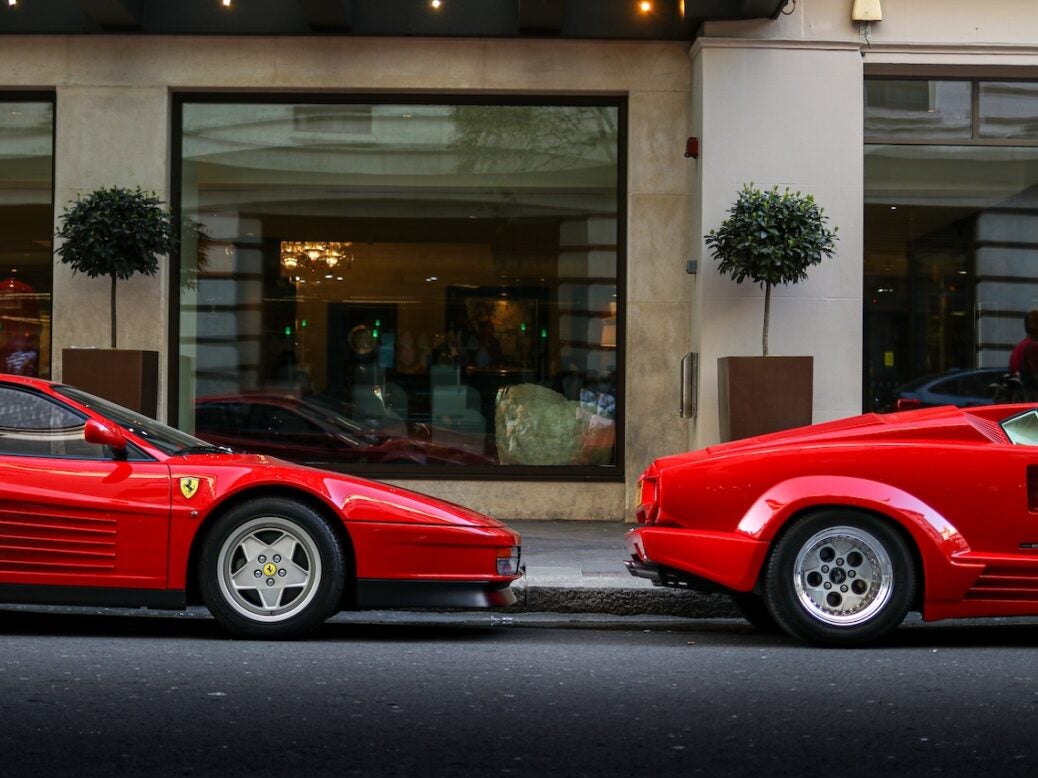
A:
<box><xmin>0</xmin><ymin>0</ymin><xmax>789</xmax><ymax>39</ymax></box>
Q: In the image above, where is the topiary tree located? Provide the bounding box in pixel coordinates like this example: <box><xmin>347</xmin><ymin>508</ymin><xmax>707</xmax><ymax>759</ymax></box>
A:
<box><xmin>55</xmin><ymin>186</ymin><xmax>176</xmax><ymax>348</ymax></box>
<box><xmin>705</xmin><ymin>184</ymin><xmax>838</xmax><ymax>356</ymax></box>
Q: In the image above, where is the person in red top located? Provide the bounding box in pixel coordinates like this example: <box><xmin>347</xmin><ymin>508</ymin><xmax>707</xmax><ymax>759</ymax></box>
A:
<box><xmin>1010</xmin><ymin>310</ymin><xmax>1038</xmax><ymax>372</ymax></box>
<box><xmin>1011</xmin><ymin>309</ymin><xmax>1038</xmax><ymax>401</ymax></box>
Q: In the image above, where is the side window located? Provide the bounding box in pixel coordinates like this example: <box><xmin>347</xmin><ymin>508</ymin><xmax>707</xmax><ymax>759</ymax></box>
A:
<box><xmin>0</xmin><ymin>386</ymin><xmax>105</xmax><ymax>458</ymax></box>
<box><xmin>247</xmin><ymin>405</ymin><xmax>321</xmax><ymax>436</ymax></box>
<box><xmin>930</xmin><ymin>378</ymin><xmax>961</xmax><ymax>397</ymax></box>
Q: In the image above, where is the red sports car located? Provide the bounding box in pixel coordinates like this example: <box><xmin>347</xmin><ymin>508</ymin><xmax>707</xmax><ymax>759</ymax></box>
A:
<box><xmin>626</xmin><ymin>404</ymin><xmax>1038</xmax><ymax>646</ymax></box>
<box><xmin>0</xmin><ymin>375</ymin><xmax>520</xmax><ymax>638</ymax></box>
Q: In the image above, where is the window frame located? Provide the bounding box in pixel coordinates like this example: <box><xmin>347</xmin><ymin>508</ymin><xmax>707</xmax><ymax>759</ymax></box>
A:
<box><xmin>865</xmin><ymin>71</ymin><xmax>1038</xmax><ymax>147</ymax></box>
<box><xmin>169</xmin><ymin>91</ymin><xmax>627</xmax><ymax>481</ymax></box>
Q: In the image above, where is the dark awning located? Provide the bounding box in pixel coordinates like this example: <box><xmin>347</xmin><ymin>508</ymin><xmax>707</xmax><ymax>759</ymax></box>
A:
<box><xmin>1</xmin><ymin>0</ymin><xmax>790</xmax><ymax>39</ymax></box>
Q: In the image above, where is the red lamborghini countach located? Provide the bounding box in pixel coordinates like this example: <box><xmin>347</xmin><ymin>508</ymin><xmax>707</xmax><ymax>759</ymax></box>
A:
<box><xmin>0</xmin><ymin>375</ymin><xmax>521</xmax><ymax>638</ymax></box>
<box><xmin>626</xmin><ymin>403</ymin><xmax>1038</xmax><ymax>646</ymax></box>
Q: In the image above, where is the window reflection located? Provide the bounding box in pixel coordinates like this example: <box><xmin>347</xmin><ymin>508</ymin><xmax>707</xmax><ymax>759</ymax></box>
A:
<box><xmin>865</xmin><ymin>80</ymin><xmax>972</xmax><ymax>139</ymax></box>
<box><xmin>0</xmin><ymin>99</ymin><xmax>53</xmax><ymax>378</ymax></box>
<box><xmin>178</xmin><ymin>100</ymin><xmax>620</xmax><ymax>470</ymax></box>
<box><xmin>979</xmin><ymin>82</ymin><xmax>1038</xmax><ymax>140</ymax></box>
<box><xmin>864</xmin><ymin>143</ymin><xmax>1038</xmax><ymax>411</ymax></box>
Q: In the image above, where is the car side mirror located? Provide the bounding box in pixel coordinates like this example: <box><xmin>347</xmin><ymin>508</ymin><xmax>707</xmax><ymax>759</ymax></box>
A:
<box><xmin>84</xmin><ymin>418</ymin><xmax>128</xmax><ymax>456</ymax></box>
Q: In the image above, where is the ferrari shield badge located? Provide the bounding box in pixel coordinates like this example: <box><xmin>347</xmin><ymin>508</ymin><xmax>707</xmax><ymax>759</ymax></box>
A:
<box><xmin>179</xmin><ymin>477</ymin><xmax>201</xmax><ymax>500</ymax></box>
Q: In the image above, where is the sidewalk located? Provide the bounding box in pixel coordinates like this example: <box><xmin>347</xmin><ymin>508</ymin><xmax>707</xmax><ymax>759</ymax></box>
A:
<box><xmin>505</xmin><ymin>520</ymin><xmax>738</xmax><ymax>618</ymax></box>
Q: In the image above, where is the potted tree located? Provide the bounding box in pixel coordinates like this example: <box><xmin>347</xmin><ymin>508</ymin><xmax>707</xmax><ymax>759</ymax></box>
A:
<box><xmin>705</xmin><ymin>184</ymin><xmax>838</xmax><ymax>441</ymax></box>
<box><xmin>55</xmin><ymin>186</ymin><xmax>177</xmax><ymax>417</ymax></box>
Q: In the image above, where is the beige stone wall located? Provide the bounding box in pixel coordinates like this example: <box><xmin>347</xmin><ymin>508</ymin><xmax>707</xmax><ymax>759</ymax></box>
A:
<box><xmin>0</xmin><ymin>35</ymin><xmax>694</xmax><ymax>521</ymax></box>
<box><xmin>689</xmin><ymin>0</ymin><xmax>1038</xmax><ymax>451</ymax></box>
<box><xmin>8</xmin><ymin>0</ymin><xmax>1035</xmax><ymax>520</ymax></box>
<box><xmin>690</xmin><ymin>37</ymin><xmax>865</xmax><ymax>447</ymax></box>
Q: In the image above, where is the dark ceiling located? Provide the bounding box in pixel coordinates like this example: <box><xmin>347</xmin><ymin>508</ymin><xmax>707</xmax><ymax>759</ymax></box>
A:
<box><xmin>0</xmin><ymin>0</ymin><xmax>789</xmax><ymax>39</ymax></box>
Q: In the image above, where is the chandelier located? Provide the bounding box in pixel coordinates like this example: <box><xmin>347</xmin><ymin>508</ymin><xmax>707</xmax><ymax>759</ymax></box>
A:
<box><xmin>280</xmin><ymin>241</ymin><xmax>354</xmax><ymax>272</ymax></box>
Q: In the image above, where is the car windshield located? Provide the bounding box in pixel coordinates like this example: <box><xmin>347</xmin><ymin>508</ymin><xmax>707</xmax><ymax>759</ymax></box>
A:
<box><xmin>56</xmin><ymin>385</ymin><xmax>210</xmax><ymax>455</ymax></box>
<box><xmin>1000</xmin><ymin>408</ymin><xmax>1038</xmax><ymax>445</ymax></box>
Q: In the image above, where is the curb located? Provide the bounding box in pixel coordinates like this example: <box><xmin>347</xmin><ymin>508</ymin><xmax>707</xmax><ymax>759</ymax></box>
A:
<box><xmin>507</xmin><ymin>584</ymin><xmax>740</xmax><ymax>619</ymax></box>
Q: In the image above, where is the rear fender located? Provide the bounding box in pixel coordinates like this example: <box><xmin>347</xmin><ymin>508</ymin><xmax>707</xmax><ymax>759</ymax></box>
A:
<box><xmin>736</xmin><ymin>475</ymin><xmax>981</xmax><ymax>603</ymax></box>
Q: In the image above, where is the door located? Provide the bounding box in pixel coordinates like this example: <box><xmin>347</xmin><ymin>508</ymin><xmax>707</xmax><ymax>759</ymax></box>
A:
<box><xmin>0</xmin><ymin>385</ymin><xmax>171</xmax><ymax>590</ymax></box>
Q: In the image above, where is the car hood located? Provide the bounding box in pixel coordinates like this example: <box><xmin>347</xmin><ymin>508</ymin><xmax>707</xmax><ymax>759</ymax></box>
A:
<box><xmin>652</xmin><ymin>404</ymin><xmax>1012</xmax><ymax>470</ymax></box>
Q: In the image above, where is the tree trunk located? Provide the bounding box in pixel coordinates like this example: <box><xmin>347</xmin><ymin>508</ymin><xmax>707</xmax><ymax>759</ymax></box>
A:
<box><xmin>763</xmin><ymin>283</ymin><xmax>771</xmax><ymax>357</ymax></box>
<box><xmin>110</xmin><ymin>273</ymin><xmax>118</xmax><ymax>349</ymax></box>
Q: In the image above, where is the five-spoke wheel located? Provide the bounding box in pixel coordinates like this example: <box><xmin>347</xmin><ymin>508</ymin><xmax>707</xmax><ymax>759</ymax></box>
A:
<box><xmin>200</xmin><ymin>498</ymin><xmax>346</xmax><ymax>639</ymax></box>
<box><xmin>764</xmin><ymin>511</ymin><xmax>915</xmax><ymax>646</ymax></box>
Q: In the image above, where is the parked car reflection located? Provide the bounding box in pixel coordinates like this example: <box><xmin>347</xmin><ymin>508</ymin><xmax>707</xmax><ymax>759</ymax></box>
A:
<box><xmin>194</xmin><ymin>392</ymin><xmax>496</xmax><ymax>465</ymax></box>
<box><xmin>879</xmin><ymin>368</ymin><xmax>1005</xmax><ymax>412</ymax></box>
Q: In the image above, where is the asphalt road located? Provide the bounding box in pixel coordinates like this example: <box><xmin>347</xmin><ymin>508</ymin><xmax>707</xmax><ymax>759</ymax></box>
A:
<box><xmin>1</xmin><ymin>608</ymin><xmax>1037</xmax><ymax>777</ymax></box>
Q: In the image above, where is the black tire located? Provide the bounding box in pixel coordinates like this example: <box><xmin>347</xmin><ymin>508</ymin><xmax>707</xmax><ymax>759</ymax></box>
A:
<box><xmin>199</xmin><ymin>497</ymin><xmax>346</xmax><ymax>639</ymax></box>
<box><xmin>730</xmin><ymin>592</ymin><xmax>780</xmax><ymax>632</ymax></box>
<box><xmin>763</xmin><ymin>511</ymin><xmax>915</xmax><ymax>647</ymax></box>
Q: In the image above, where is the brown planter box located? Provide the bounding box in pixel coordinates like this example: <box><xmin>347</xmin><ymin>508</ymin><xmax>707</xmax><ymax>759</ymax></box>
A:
<box><xmin>61</xmin><ymin>348</ymin><xmax>159</xmax><ymax>418</ymax></box>
<box><xmin>718</xmin><ymin>356</ymin><xmax>813</xmax><ymax>442</ymax></box>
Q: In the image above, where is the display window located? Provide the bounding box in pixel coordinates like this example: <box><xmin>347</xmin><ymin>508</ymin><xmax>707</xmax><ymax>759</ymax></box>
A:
<box><xmin>865</xmin><ymin>78</ymin><xmax>1038</xmax><ymax>412</ymax></box>
<box><xmin>0</xmin><ymin>96</ymin><xmax>53</xmax><ymax>379</ymax></box>
<box><xmin>175</xmin><ymin>96</ymin><xmax>623</xmax><ymax>476</ymax></box>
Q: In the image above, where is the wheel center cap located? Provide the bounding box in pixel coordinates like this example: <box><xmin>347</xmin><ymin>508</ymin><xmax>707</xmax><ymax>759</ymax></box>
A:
<box><xmin>263</xmin><ymin>562</ymin><xmax>278</xmax><ymax>577</ymax></box>
<box><xmin>829</xmin><ymin>568</ymin><xmax>847</xmax><ymax>585</ymax></box>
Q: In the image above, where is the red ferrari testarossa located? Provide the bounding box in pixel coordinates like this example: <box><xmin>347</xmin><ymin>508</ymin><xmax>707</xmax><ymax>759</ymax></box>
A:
<box><xmin>0</xmin><ymin>375</ymin><xmax>520</xmax><ymax>638</ymax></box>
<box><xmin>626</xmin><ymin>404</ymin><xmax>1038</xmax><ymax>645</ymax></box>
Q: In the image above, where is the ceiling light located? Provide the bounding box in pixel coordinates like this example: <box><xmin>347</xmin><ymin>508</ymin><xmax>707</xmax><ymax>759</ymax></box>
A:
<box><xmin>222</xmin><ymin>0</ymin><xmax>231</xmax><ymax>7</ymax></box>
<box><xmin>638</xmin><ymin>1</ymin><xmax>652</xmax><ymax>13</ymax></box>
<box><xmin>280</xmin><ymin>240</ymin><xmax>354</xmax><ymax>276</ymax></box>
<box><xmin>431</xmin><ymin>0</ymin><xmax>442</xmax><ymax>8</ymax></box>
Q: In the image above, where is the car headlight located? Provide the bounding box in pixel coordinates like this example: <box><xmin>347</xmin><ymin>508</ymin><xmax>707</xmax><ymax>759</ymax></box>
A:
<box><xmin>496</xmin><ymin>546</ymin><xmax>521</xmax><ymax>576</ymax></box>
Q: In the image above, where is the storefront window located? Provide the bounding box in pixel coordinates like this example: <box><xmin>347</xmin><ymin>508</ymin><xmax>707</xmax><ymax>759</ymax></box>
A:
<box><xmin>176</xmin><ymin>98</ymin><xmax>622</xmax><ymax>474</ymax></box>
<box><xmin>0</xmin><ymin>97</ymin><xmax>53</xmax><ymax>378</ymax></box>
<box><xmin>865</xmin><ymin>78</ymin><xmax>1038</xmax><ymax>412</ymax></box>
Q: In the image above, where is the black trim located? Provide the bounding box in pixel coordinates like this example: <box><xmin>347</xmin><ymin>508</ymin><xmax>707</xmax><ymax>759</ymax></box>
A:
<box><xmin>354</xmin><ymin>579</ymin><xmax>517</xmax><ymax>609</ymax></box>
<box><xmin>0</xmin><ymin>1</ymin><xmax>789</xmax><ymax>40</ymax></box>
<box><xmin>0</xmin><ymin>584</ymin><xmax>186</xmax><ymax>610</ymax></box>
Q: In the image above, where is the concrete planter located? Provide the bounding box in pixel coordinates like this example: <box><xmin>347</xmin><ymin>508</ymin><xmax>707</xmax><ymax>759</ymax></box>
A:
<box><xmin>717</xmin><ymin>356</ymin><xmax>813</xmax><ymax>442</ymax></box>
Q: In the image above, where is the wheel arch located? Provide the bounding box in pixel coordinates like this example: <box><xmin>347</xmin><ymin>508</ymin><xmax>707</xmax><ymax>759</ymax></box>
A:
<box><xmin>758</xmin><ymin>504</ymin><xmax>927</xmax><ymax>611</ymax></box>
<box><xmin>739</xmin><ymin>475</ymin><xmax>972</xmax><ymax>608</ymax></box>
<box><xmin>186</xmin><ymin>485</ymin><xmax>357</xmax><ymax>608</ymax></box>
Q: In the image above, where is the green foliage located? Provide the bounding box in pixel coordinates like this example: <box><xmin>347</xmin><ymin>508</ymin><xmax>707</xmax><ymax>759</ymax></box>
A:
<box><xmin>705</xmin><ymin>184</ymin><xmax>838</xmax><ymax>355</ymax></box>
<box><xmin>55</xmin><ymin>186</ymin><xmax>177</xmax><ymax>348</ymax></box>
<box><xmin>55</xmin><ymin>186</ymin><xmax>175</xmax><ymax>281</ymax></box>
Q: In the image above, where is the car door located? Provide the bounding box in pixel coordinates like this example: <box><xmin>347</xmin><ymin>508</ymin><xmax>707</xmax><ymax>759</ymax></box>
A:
<box><xmin>0</xmin><ymin>384</ymin><xmax>171</xmax><ymax>591</ymax></box>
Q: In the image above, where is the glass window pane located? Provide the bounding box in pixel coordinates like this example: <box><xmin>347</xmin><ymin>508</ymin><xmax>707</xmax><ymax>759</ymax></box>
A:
<box><xmin>178</xmin><ymin>100</ymin><xmax>620</xmax><ymax>471</ymax></box>
<box><xmin>0</xmin><ymin>99</ymin><xmax>53</xmax><ymax>378</ymax></box>
<box><xmin>864</xmin><ymin>144</ymin><xmax>1038</xmax><ymax>411</ymax></box>
<box><xmin>0</xmin><ymin>386</ymin><xmax>102</xmax><ymax>458</ymax></box>
<box><xmin>979</xmin><ymin>81</ymin><xmax>1038</xmax><ymax>140</ymax></box>
<box><xmin>865</xmin><ymin>80</ymin><xmax>972</xmax><ymax>139</ymax></box>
